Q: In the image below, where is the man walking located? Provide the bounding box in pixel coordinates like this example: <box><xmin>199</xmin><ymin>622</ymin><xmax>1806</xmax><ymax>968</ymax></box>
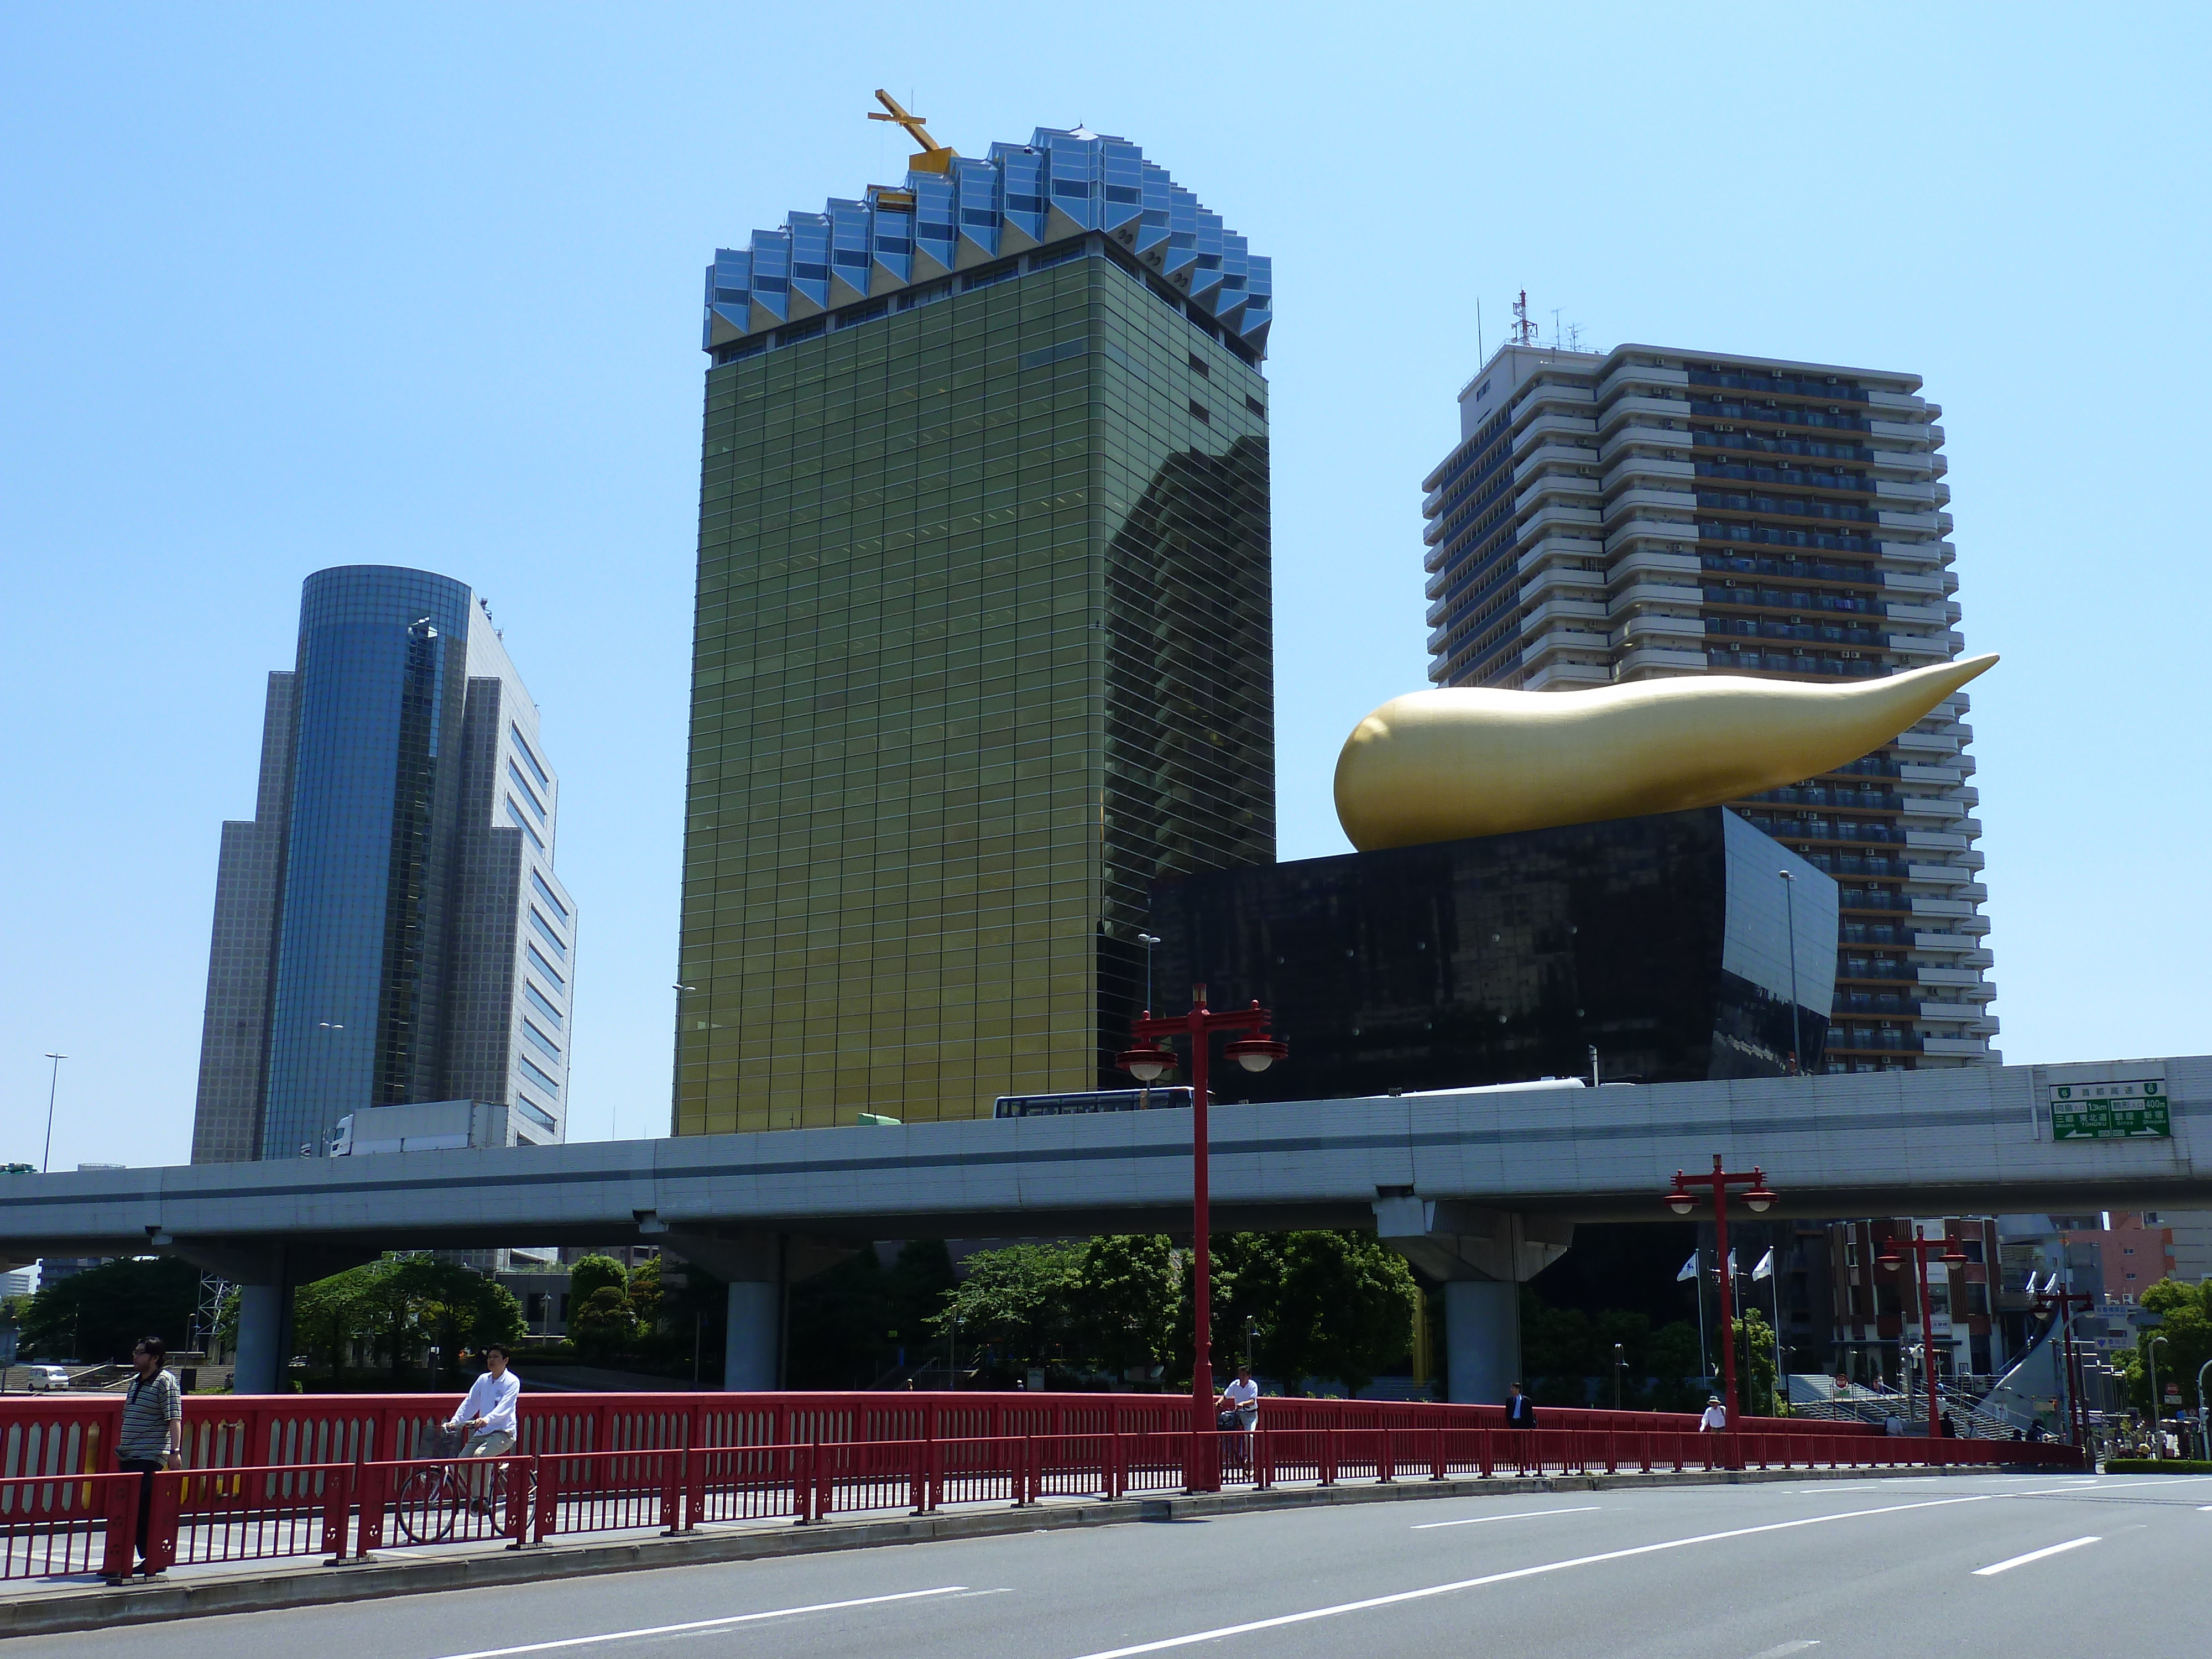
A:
<box><xmin>1699</xmin><ymin>1394</ymin><xmax>1729</xmax><ymax>1432</ymax></box>
<box><xmin>1506</xmin><ymin>1382</ymin><xmax>1536</xmax><ymax>1428</ymax></box>
<box><xmin>112</xmin><ymin>1337</ymin><xmax>182</xmax><ymax>1580</ymax></box>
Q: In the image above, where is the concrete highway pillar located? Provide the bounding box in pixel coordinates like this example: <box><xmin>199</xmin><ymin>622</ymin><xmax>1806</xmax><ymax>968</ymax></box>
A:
<box><xmin>232</xmin><ymin>1283</ymin><xmax>286</xmax><ymax>1395</ymax></box>
<box><xmin>1373</xmin><ymin>1196</ymin><xmax>1573</xmax><ymax>1406</ymax></box>
<box><xmin>724</xmin><ymin>1280</ymin><xmax>780</xmax><ymax>1392</ymax></box>
<box><xmin>1443</xmin><ymin>1281</ymin><xmax>1522</xmax><ymax>1407</ymax></box>
<box><xmin>662</xmin><ymin>1231</ymin><xmax>856</xmax><ymax>1392</ymax></box>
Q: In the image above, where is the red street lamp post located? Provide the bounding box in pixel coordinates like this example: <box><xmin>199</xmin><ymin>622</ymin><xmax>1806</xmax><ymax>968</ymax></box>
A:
<box><xmin>1875</xmin><ymin>1230</ymin><xmax>1971</xmax><ymax>1441</ymax></box>
<box><xmin>1118</xmin><ymin>983</ymin><xmax>1286</xmax><ymax>1484</ymax></box>
<box><xmin>1663</xmin><ymin>1156</ymin><xmax>1778</xmax><ymax>1426</ymax></box>
<box><xmin>2029</xmin><ymin>1283</ymin><xmax>2096</xmax><ymax>1447</ymax></box>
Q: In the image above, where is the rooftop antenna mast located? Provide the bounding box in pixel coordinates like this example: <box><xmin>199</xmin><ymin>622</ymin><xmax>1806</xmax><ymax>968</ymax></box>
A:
<box><xmin>1511</xmin><ymin>288</ymin><xmax>1539</xmax><ymax>347</ymax></box>
<box><xmin>869</xmin><ymin>89</ymin><xmax>957</xmax><ymax>174</ymax></box>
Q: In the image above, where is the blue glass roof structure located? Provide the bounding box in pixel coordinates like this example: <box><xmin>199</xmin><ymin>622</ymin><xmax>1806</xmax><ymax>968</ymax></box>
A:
<box><xmin>703</xmin><ymin>126</ymin><xmax>1271</xmax><ymax>358</ymax></box>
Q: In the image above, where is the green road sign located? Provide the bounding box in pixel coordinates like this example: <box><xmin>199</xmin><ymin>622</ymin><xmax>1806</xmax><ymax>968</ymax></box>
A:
<box><xmin>2049</xmin><ymin>1077</ymin><xmax>2170</xmax><ymax>1140</ymax></box>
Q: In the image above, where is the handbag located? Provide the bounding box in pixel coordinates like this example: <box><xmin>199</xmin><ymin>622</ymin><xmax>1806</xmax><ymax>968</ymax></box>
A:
<box><xmin>1217</xmin><ymin>1409</ymin><xmax>1243</xmax><ymax>1431</ymax></box>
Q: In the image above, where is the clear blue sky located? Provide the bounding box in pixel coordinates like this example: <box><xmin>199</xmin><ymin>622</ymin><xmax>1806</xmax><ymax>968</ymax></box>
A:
<box><xmin>2</xmin><ymin>5</ymin><xmax>2205</xmax><ymax>1170</ymax></box>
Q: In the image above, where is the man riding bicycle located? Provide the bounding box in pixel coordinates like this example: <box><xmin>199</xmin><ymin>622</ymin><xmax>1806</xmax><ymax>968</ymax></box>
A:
<box><xmin>445</xmin><ymin>1344</ymin><xmax>520</xmax><ymax>1510</ymax></box>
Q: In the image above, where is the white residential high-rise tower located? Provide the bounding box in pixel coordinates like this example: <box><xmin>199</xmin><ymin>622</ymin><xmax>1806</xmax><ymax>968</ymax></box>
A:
<box><xmin>1420</xmin><ymin>342</ymin><xmax>1993</xmax><ymax>1069</ymax></box>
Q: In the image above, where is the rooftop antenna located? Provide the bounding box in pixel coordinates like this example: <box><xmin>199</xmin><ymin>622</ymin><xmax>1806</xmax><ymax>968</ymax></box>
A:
<box><xmin>1511</xmin><ymin>289</ymin><xmax>1539</xmax><ymax>347</ymax></box>
<box><xmin>869</xmin><ymin>89</ymin><xmax>957</xmax><ymax>174</ymax></box>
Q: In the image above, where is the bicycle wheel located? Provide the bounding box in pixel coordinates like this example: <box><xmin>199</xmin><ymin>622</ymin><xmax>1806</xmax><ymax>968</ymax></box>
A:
<box><xmin>394</xmin><ymin>1464</ymin><xmax>458</xmax><ymax>1544</ymax></box>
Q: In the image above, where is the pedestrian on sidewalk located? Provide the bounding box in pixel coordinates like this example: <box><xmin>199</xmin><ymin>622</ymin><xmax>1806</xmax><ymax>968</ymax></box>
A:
<box><xmin>1698</xmin><ymin>1395</ymin><xmax>1728</xmax><ymax>1432</ymax></box>
<box><xmin>1505</xmin><ymin>1383</ymin><xmax>1536</xmax><ymax>1428</ymax></box>
<box><xmin>112</xmin><ymin>1336</ymin><xmax>182</xmax><ymax>1580</ymax></box>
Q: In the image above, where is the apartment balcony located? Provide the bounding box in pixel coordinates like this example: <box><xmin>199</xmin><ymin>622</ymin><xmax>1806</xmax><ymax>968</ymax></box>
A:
<box><xmin>1914</xmin><ymin>1001</ymin><xmax>1984</xmax><ymax>1024</ymax></box>
<box><xmin>1616</xmin><ymin>646</ymin><xmax>1709</xmax><ymax>678</ymax></box>
<box><xmin>1520</xmin><ymin>597</ymin><xmax>1610</xmax><ymax>633</ymax></box>
<box><xmin>1596</xmin><ymin>362</ymin><xmax>1688</xmax><ymax>403</ymax></box>
<box><xmin>1613</xmin><ymin>615</ymin><xmax>1705</xmax><ymax>649</ymax></box>
<box><xmin>1607</xmin><ymin>546</ymin><xmax>1703</xmax><ymax>583</ymax></box>
<box><xmin>1917</xmin><ymin>966</ymin><xmax>1992</xmax><ymax>994</ymax></box>
<box><xmin>1894</xmin><ymin>729</ymin><xmax>1959</xmax><ymax>756</ymax></box>
<box><xmin>1874</xmin><ymin>478</ymin><xmax>1942</xmax><ymax>507</ymax></box>
<box><xmin>1882</xmin><ymin>568</ymin><xmax>1948</xmax><ymax>597</ymax></box>
<box><xmin>1882</xmin><ymin>602</ymin><xmax>1950</xmax><ymax>626</ymax></box>
<box><xmin>1922</xmin><ymin>1036</ymin><xmax>1994</xmax><ymax>1060</ymax></box>
<box><xmin>1514</xmin><ymin>502</ymin><xmax>1604</xmax><ymax>541</ymax></box>
<box><xmin>1520</xmin><ymin>659</ymin><xmax>1612</xmax><ymax>691</ymax></box>
<box><xmin>1596</xmin><ymin>394</ymin><xmax>1696</xmax><ymax>434</ymax></box>
<box><xmin>1897</xmin><ymin>795</ymin><xmax>1967</xmax><ymax>822</ymax></box>
<box><xmin>1515</xmin><ymin>442</ymin><xmax>1603</xmax><ymax>485</ymax></box>
<box><xmin>1898</xmin><ymin>763</ymin><xmax>1964</xmax><ymax>786</ymax></box>
<box><xmin>1909</xmin><ymin>894</ymin><xmax>1973</xmax><ymax>918</ymax></box>
<box><xmin>1912</xmin><ymin>932</ymin><xmax>1982</xmax><ymax>954</ymax></box>
<box><xmin>1607</xmin><ymin>581</ymin><xmax>1705</xmax><ymax>615</ymax></box>
<box><xmin>1601</xmin><ymin>489</ymin><xmax>1700</xmax><ymax>534</ymax></box>
<box><xmin>1886</xmin><ymin>633</ymin><xmax>1951</xmax><ymax>659</ymax></box>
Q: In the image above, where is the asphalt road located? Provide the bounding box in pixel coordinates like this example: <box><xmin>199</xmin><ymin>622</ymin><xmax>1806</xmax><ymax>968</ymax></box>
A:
<box><xmin>28</xmin><ymin>1471</ymin><xmax>2212</xmax><ymax>1659</ymax></box>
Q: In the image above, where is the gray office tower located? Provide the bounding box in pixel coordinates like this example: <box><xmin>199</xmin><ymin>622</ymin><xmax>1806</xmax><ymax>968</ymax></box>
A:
<box><xmin>190</xmin><ymin>566</ymin><xmax>577</xmax><ymax>1163</ymax></box>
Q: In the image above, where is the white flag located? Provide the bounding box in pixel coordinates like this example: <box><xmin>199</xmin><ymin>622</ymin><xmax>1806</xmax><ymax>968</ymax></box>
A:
<box><xmin>1677</xmin><ymin>1251</ymin><xmax>1700</xmax><ymax>1282</ymax></box>
<box><xmin>1726</xmin><ymin>1249</ymin><xmax>1738</xmax><ymax>1276</ymax></box>
<box><xmin>1752</xmin><ymin>1249</ymin><xmax>1775</xmax><ymax>1281</ymax></box>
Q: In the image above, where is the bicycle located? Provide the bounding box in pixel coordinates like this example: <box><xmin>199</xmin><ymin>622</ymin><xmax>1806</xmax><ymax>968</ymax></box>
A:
<box><xmin>394</xmin><ymin>1424</ymin><xmax>515</xmax><ymax>1545</ymax></box>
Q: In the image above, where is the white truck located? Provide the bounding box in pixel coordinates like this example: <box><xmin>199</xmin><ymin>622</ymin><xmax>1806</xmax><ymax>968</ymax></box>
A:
<box><xmin>328</xmin><ymin>1100</ymin><xmax>512</xmax><ymax>1156</ymax></box>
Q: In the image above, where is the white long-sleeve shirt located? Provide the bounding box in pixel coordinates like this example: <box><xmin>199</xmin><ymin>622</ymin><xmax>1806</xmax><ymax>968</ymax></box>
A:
<box><xmin>453</xmin><ymin>1368</ymin><xmax>521</xmax><ymax>1435</ymax></box>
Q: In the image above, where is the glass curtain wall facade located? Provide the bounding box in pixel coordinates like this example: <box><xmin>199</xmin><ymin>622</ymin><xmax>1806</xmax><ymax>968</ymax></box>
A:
<box><xmin>190</xmin><ymin>566</ymin><xmax>576</xmax><ymax>1162</ymax></box>
<box><xmin>679</xmin><ymin>128</ymin><xmax>1272</xmax><ymax>1134</ymax></box>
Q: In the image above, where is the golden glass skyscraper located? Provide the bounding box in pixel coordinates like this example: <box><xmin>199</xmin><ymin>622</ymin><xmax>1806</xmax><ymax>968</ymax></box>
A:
<box><xmin>676</xmin><ymin>125</ymin><xmax>1274</xmax><ymax>1134</ymax></box>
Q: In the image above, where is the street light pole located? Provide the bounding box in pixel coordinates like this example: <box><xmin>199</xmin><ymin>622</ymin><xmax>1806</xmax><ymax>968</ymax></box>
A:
<box><xmin>40</xmin><ymin>1054</ymin><xmax>67</xmax><ymax>1174</ymax></box>
<box><xmin>1777</xmin><ymin>871</ymin><xmax>1802</xmax><ymax>1076</ymax></box>
<box><xmin>2029</xmin><ymin>1282</ymin><xmax>2096</xmax><ymax>1447</ymax></box>
<box><xmin>1613</xmin><ymin>1342</ymin><xmax>1625</xmax><ymax>1411</ymax></box>
<box><xmin>2147</xmin><ymin>1334</ymin><xmax>2170</xmax><ymax>1456</ymax></box>
<box><xmin>2195</xmin><ymin>1357</ymin><xmax>2212</xmax><ymax>1461</ymax></box>
<box><xmin>1663</xmin><ymin>1156</ymin><xmax>1779</xmax><ymax>1426</ymax></box>
<box><xmin>1119</xmin><ymin>985</ymin><xmax>1286</xmax><ymax>1488</ymax></box>
<box><xmin>1876</xmin><ymin>1228</ymin><xmax>1971</xmax><ymax>1441</ymax></box>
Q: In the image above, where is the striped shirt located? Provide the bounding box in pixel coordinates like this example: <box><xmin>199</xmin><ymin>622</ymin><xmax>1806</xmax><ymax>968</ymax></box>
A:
<box><xmin>118</xmin><ymin>1369</ymin><xmax>181</xmax><ymax>1462</ymax></box>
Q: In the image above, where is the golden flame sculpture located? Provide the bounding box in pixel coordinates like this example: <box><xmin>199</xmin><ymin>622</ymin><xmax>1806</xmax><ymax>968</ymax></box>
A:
<box><xmin>1334</xmin><ymin>654</ymin><xmax>1996</xmax><ymax>852</ymax></box>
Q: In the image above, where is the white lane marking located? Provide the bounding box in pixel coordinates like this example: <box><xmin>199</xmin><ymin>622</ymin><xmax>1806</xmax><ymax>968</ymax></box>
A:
<box><xmin>425</xmin><ymin>1587</ymin><xmax>971</xmax><ymax>1659</ymax></box>
<box><xmin>1747</xmin><ymin>1644</ymin><xmax>1820</xmax><ymax>1658</ymax></box>
<box><xmin>1412</xmin><ymin>1505</ymin><xmax>1602</xmax><ymax>1530</ymax></box>
<box><xmin>1972</xmin><ymin>1536</ymin><xmax>2101</xmax><ymax>1576</ymax></box>
<box><xmin>1065</xmin><ymin>1492</ymin><xmax>2001</xmax><ymax>1659</ymax></box>
<box><xmin>2199</xmin><ymin>1505</ymin><xmax>2212</xmax><ymax>1511</ymax></box>
<box><xmin>952</xmin><ymin>1589</ymin><xmax>1018</xmax><ymax>1599</ymax></box>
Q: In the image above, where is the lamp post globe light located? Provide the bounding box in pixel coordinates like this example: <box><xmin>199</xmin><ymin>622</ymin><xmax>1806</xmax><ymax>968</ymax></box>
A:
<box><xmin>1118</xmin><ymin>982</ymin><xmax>1285</xmax><ymax>1489</ymax></box>
<box><xmin>1660</xmin><ymin>1156</ymin><xmax>1777</xmax><ymax>1427</ymax></box>
<box><xmin>1875</xmin><ymin>1229</ymin><xmax>1972</xmax><ymax>1442</ymax></box>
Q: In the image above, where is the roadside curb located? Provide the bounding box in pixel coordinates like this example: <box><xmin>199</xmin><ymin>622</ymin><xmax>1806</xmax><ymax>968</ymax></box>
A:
<box><xmin>0</xmin><ymin>1464</ymin><xmax>1970</xmax><ymax>1639</ymax></box>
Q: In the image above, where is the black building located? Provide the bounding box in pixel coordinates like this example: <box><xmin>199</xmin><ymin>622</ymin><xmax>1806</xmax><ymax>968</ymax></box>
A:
<box><xmin>1145</xmin><ymin>806</ymin><xmax>1833</xmax><ymax>1098</ymax></box>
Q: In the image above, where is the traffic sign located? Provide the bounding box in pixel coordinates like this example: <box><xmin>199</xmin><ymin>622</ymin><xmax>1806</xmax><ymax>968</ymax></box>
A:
<box><xmin>2049</xmin><ymin>1077</ymin><xmax>2171</xmax><ymax>1141</ymax></box>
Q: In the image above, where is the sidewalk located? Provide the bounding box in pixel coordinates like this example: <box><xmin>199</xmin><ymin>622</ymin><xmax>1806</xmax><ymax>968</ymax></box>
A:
<box><xmin>0</xmin><ymin>1463</ymin><xmax>1972</xmax><ymax>1640</ymax></box>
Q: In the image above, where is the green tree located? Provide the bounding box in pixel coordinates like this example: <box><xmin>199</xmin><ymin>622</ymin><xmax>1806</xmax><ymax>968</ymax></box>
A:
<box><xmin>568</xmin><ymin>1254</ymin><xmax>628</xmax><ymax>1303</ymax></box>
<box><xmin>19</xmin><ymin>1256</ymin><xmax>199</xmax><ymax>1363</ymax></box>
<box><xmin>1731</xmin><ymin>1308</ymin><xmax>1780</xmax><ymax>1418</ymax></box>
<box><xmin>1072</xmin><ymin>1235</ymin><xmax>1177</xmax><ymax>1377</ymax></box>
<box><xmin>1644</xmin><ymin>1319</ymin><xmax>1709</xmax><ymax>1413</ymax></box>
<box><xmin>282</xmin><ymin>1256</ymin><xmax>521</xmax><ymax>1382</ymax></box>
<box><xmin>1252</xmin><ymin>1232</ymin><xmax>1416</xmax><ymax>1398</ymax></box>
<box><xmin>2114</xmin><ymin>1278</ymin><xmax>2212</xmax><ymax>1421</ymax></box>
<box><xmin>931</xmin><ymin>1242</ymin><xmax>1086</xmax><ymax>1372</ymax></box>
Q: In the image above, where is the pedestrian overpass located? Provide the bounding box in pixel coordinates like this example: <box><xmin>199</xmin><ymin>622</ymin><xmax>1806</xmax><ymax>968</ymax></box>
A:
<box><xmin>3</xmin><ymin>1053</ymin><xmax>2201</xmax><ymax>1401</ymax></box>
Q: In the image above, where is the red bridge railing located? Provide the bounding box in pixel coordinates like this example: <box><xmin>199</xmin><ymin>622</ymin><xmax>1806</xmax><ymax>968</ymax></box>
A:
<box><xmin>0</xmin><ymin>1390</ymin><xmax>2080</xmax><ymax>1583</ymax></box>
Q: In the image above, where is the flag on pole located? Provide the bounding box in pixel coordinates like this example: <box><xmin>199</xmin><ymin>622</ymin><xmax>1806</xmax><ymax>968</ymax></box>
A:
<box><xmin>1752</xmin><ymin>1249</ymin><xmax>1775</xmax><ymax>1281</ymax></box>
<box><xmin>1677</xmin><ymin>1251</ymin><xmax>1700</xmax><ymax>1282</ymax></box>
<box><xmin>1726</xmin><ymin>1249</ymin><xmax>1738</xmax><ymax>1276</ymax></box>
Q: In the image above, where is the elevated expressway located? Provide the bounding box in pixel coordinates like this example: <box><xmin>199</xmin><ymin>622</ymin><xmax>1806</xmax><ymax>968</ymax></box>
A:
<box><xmin>5</xmin><ymin>1055</ymin><xmax>2202</xmax><ymax>1400</ymax></box>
